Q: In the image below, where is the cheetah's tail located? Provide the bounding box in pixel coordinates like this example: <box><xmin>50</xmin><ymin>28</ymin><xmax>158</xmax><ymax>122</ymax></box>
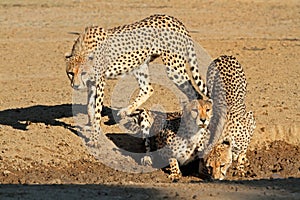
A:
<box><xmin>186</xmin><ymin>38</ymin><xmax>208</xmax><ymax>98</ymax></box>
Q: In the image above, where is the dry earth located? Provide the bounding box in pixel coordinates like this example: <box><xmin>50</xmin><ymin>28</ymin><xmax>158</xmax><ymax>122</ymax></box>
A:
<box><xmin>0</xmin><ymin>0</ymin><xmax>299</xmax><ymax>199</ymax></box>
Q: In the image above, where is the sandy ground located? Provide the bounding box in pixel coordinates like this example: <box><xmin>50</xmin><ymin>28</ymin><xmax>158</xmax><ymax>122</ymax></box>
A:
<box><xmin>0</xmin><ymin>0</ymin><xmax>299</xmax><ymax>199</ymax></box>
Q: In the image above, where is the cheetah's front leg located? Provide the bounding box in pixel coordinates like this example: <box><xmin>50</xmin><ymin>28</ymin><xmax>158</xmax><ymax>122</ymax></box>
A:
<box><xmin>234</xmin><ymin>152</ymin><xmax>249</xmax><ymax>177</ymax></box>
<box><xmin>168</xmin><ymin>158</ymin><xmax>182</xmax><ymax>181</ymax></box>
<box><xmin>88</xmin><ymin>75</ymin><xmax>105</xmax><ymax>147</ymax></box>
<box><xmin>87</xmin><ymin>83</ymin><xmax>96</xmax><ymax>127</ymax></box>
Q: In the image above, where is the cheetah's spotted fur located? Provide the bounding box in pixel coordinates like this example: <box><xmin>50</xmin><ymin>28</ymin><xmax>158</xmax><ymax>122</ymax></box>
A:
<box><xmin>203</xmin><ymin>55</ymin><xmax>256</xmax><ymax>180</ymax></box>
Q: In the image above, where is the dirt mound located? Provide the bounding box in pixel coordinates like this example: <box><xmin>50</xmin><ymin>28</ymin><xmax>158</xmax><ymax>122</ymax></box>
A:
<box><xmin>228</xmin><ymin>141</ymin><xmax>300</xmax><ymax>180</ymax></box>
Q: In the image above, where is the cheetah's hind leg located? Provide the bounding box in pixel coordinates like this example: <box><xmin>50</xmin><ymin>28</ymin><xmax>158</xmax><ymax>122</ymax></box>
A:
<box><xmin>162</xmin><ymin>52</ymin><xmax>200</xmax><ymax>101</ymax></box>
<box><xmin>117</xmin><ymin>57</ymin><xmax>153</xmax><ymax>118</ymax></box>
<box><xmin>138</xmin><ymin>109</ymin><xmax>154</xmax><ymax>166</ymax></box>
<box><xmin>124</xmin><ymin>108</ymin><xmax>154</xmax><ymax>166</ymax></box>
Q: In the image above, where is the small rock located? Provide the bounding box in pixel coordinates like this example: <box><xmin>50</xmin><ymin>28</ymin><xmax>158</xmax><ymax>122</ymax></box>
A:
<box><xmin>18</xmin><ymin>177</ymin><xmax>26</xmax><ymax>184</ymax></box>
<box><xmin>260</xmin><ymin>127</ymin><xmax>266</xmax><ymax>132</ymax></box>
<box><xmin>266</xmin><ymin>186</ymin><xmax>273</xmax><ymax>190</ymax></box>
<box><xmin>270</xmin><ymin>173</ymin><xmax>283</xmax><ymax>179</ymax></box>
<box><xmin>2</xmin><ymin>170</ymin><xmax>11</xmax><ymax>176</ymax></box>
<box><xmin>49</xmin><ymin>178</ymin><xmax>62</xmax><ymax>184</ymax></box>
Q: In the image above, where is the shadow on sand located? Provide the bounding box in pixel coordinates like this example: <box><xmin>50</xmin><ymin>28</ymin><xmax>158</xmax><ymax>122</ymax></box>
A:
<box><xmin>0</xmin><ymin>178</ymin><xmax>299</xmax><ymax>200</ymax></box>
<box><xmin>0</xmin><ymin>104</ymin><xmax>119</xmax><ymax>132</ymax></box>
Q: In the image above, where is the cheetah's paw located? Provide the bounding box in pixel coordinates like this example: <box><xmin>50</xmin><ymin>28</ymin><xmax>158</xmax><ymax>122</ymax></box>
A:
<box><xmin>87</xmin><ymin>139</ymin><xmax>98</xmax><ymax>147</ymax></box>
<box><xmin>117</xmin><ymin>107</ymin><xmax>132</xmax><ymax>119</ymax></box>
<box><xmin>168</xmin><ymin>173</ymin><xmax>182</xmax><ymax>182</ymax></box>
<box><xmin>141</xmin><ymin>155</ymin><xmax>153</xmax><ymax>166</ymax></box>
<box><xmin>86</xmin><ymin>133</ymin><xmax>100</xmax><ymax>147</ymax></box>
<box><xmin>83</xmin><ymin>125</ymin><xmax>92</xmax><ymax>133</ymax></box>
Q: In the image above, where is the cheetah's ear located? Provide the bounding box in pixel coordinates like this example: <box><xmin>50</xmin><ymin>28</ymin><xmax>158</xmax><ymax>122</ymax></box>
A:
<box><xmin>222</xmin><ymin>136</ymin><xmax>232</xmax><ymax>147</ymax></box>
<box><xmin>67</xmin><ymin>31</ymin><xmax>80</xmax><ymax>36</ymax></box>
<box><xmin>183</xmin><ymin>99</ymin><xmax>198</xmax><ymax>112</ymax></box>
<box><xmin>190</xmin><ymin>99</ymin><xmax>200</xmax><ymax>107</ymax></box>
<box><xmin>65</xmin><ymin>52</ymin><xmax>72</xmax><ymax>59</ymax></box>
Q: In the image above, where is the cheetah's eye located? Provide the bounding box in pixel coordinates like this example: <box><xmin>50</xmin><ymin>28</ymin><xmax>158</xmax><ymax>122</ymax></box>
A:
<box><xmin>206</xmin><ymin>108</ymin><xmax>210</xmax><ymax>112</ymax></box>
<box><xmin>67</xmin><ymin>72</ymin><xmax>74</xmax><ymax>81</ymax></box>
<box><xmin>67</xmin><ymin>72</ymin><xmax>74</xmax><ymax>76</ymax></box>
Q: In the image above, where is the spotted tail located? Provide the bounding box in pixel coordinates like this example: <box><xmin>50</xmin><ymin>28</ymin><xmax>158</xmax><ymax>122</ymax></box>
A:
<box><xmin>186</xmin><ymin>38</ymin><xmax>208</xmax><ymax>98</ymax></box>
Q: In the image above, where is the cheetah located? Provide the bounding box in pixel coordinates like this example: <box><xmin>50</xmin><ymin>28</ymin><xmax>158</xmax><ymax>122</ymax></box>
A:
<box><xmin>202</xmin><ymin>55</ymin><xmax>256</xmax><ymax>180</ymax></box>
<box><xmin>129</xmin><ymin>99</ymin><xmax>213</xmax><ymax>181</ymax></box>
<box><xmin>65</xmin><ymin>14</ymin><xmax>208</xmax><ymax>144</ymax></box>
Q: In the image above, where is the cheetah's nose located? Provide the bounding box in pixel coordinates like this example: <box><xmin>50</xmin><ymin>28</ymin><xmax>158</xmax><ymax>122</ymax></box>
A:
<box><xmin>72</xmin><ymin>85</ymin><xmax>80</xmax><ymax>90</ymax></box>
<box><xmin>200</xmin><ymin>119</ymin><xmax>206</xmax><ymax>124</ymax></box>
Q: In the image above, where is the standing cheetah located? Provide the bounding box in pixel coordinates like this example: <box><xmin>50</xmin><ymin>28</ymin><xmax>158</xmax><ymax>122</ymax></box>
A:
<box><xmin>202</xmin><ymin>55</ymin><xmax>256</xmax><ymax>180</ymax></box>
<box><xmin>129</xmin><ymin>99</ymin><xmax>213</xmax><ymax>181</ymax></box>
<box><xmin>65</xmin><ymin>14</ymin><xmax>208</xmax><ymax>144</ymax></box>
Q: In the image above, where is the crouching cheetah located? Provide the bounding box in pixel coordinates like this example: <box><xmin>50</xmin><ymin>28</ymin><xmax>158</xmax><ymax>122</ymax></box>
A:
<box><xmin>65</xmin><ymin>14</ymin><xmax>208</xmax><ymax>144</ymax></box>
<box><xmin>202</xmin><ymin>55</ymin><xmax>256</xmax><ymax>180</ymax></box>
<box><xmin>129</xmin><ymin>99</ymin><xmax>213</xmax><ymax>181</ymax></box>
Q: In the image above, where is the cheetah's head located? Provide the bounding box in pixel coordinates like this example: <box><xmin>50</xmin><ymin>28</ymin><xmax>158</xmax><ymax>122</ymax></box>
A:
<box><xmin>65</xmin><ymin>51</ymin><xmax>94</xmax><ymax>90</ymax></box>
<box><xmin>205</xmin><ymin>137</ymin><xmax>233</xmax><ymax>180</ymax></box>
<box><xmin>65</xmin><ymin>26</ymin><xmax>105</xmax><ymax>90</ymax></box>
<box><xmin>183</xmin><ymin>99</ymin><xmax>213</xmax><ymax>129</ymax></box>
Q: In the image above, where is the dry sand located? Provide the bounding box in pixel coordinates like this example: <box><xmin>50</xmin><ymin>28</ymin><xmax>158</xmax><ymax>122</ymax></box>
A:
<box><xmin>0</xmin><ymin>0</ymin><xmax>299</xmax><ymax>199</ymax></box>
